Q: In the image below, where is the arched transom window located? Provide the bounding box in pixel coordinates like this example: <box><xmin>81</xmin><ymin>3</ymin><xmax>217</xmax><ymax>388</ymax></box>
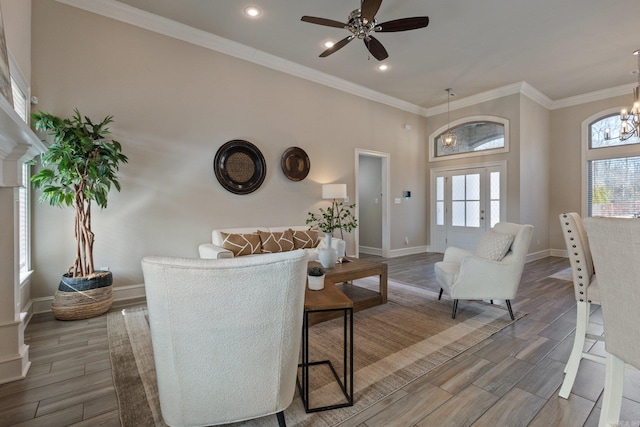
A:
<box><xmin>586</xmin><ymin>112</ymin><xmax>640</xmax><ymax>218</ymax></box>
<box><xmin>429</xmin><ymin>116</ymin><xmax>509</xmax><ymax>162</ymax></box>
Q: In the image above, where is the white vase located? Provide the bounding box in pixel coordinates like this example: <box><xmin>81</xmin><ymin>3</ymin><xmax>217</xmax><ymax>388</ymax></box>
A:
<box><xmin>318</xmin><ymin>233</ymin><xmax>338</xmax><ymax>268</ymax></box>
<box><xmin>308</xmin><ymin>274</ymin><xmax>325</xmax><ymax>290</ymax></box>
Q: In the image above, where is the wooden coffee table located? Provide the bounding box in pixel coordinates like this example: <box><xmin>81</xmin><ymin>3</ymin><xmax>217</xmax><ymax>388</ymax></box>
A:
<box><xmin>309</xmin><ymin>257</ymin><xmax>388</xmax><ymax>314</ymax></box>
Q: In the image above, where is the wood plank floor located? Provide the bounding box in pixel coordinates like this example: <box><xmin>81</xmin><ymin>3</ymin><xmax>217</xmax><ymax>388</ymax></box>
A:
<box><xmin>1</xmin><ymin>254</ymin><xmax>639</xmax><ymax>426</ymax></box>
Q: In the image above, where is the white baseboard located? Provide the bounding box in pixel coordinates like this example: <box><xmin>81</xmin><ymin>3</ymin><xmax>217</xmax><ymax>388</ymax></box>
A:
<box><xmin>525</xmin><ymin>249</ymin><xmax>552</xmax><ymax>262</ymax></box>
<box><xmin>389</xmin><ymin>245</ymin><xmax>428</xmax><ymax>258</ymax></box>
<box><xmin>360</xmin><ymin>245</ymin><xmax>428</xmax><ymax>258</ymax></box>
<box><xmin>27</xmin><ymin>249</ymin><xmax>569</xmax><ymax>315</ymax></box>
<box><xmin>359</xmin><ymin>246</ymin><xmax>382</xmax><ymax>256</ymax></box>
<box><xmin>549</xmin><ymin>248</ymin><xmax>568</xmax><ymax>258</ymax></box>
<box><xmin>30</xmin><ymin>283</ymin><xmax>147</xmax><ymax>314</ymax></box>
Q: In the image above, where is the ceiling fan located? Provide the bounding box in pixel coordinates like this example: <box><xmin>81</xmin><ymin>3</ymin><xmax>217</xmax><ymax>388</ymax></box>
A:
<box><xmin>301</xmin><ymin>0</ymin><xmax>429</xmax><ymax>61</ymax></box>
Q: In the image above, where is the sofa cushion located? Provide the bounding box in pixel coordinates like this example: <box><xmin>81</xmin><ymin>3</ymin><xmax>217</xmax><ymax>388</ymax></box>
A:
<box><xmin>292</xmin><ymin>229</ymin><xmax>320</xmax><ymax>249</ymax></box>
<box><xmin>220</xmin><ymin>232</ymin><xmax>262</xmax><ymax>256</ymax></box>
<box><xmin>475</xmin><ymin>230</ymin><xmax>515</xmax><ymax>261</ymax></box>
<box><xmin>258</xmin><ymin>230</ymin><xmax>295</xmax><ymax>253</ymax></box>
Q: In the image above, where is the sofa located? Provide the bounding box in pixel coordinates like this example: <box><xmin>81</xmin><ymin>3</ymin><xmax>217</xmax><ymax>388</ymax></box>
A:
<box><xmin>198</xmin><ymin>225</ymin><xmax>346</xmax><ymax>261</ymax></box>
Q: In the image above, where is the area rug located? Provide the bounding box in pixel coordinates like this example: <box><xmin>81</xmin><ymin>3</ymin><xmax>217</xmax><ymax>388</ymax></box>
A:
<box><xmin>549</xmin><ymin>266</ymin><xmax>573</xmax><ymax>281</ymax></box>
<box><xmin>107</xmin><ymin>278</ymin><xmax>525</xmax><ymax>427</ymax></box>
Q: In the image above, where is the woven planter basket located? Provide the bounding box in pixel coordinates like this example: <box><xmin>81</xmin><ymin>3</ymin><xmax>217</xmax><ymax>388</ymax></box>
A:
<box><xmin>52</xmin><ymin>271</ymin><xmax>114</xmax><ymax>321</ymax></box>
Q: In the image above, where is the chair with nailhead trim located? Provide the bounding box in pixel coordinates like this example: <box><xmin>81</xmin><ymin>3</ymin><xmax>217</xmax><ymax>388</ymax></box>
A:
<box><xmin>558</xmin><ymin>212</ymin><xmax>605</xmax><ymax>399</ymax></box>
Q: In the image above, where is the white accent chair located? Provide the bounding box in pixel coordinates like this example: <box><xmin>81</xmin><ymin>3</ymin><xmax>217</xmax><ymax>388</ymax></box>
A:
<box><xmin>434</xmin><ymin>222</ymin><xmax>533</xmax><ymax>320</ymax></box>
<box><xmin>141</xmin><ymin>250</ymin><xmax>308</xmax><ymax>427</ymax></box>
<box><xmin>583</xmin><ymin>217</ymin><xmax>640</xmax><ymax>427</ymax></box>
<box><xmin>558</xmin><ymin>213</ymin><xmax>604</xmax><ymax>399</ymax></box>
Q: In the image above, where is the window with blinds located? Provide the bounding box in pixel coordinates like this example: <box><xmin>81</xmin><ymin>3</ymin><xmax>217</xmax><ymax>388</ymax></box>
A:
<box><xmin>588</xmin><ymin>115</ymin><xmax>640</xmax><ymax>218</ymax></box>
<box><xmin>11</xmin><ymin>76</ymin><xmax>30</xmax><ymax>274</ymax></box>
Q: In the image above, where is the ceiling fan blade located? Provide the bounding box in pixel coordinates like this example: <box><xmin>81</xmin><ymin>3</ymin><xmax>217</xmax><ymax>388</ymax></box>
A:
<box><xmin>319</xmin><ymin>36</ymin><xmax>354</xmax><ymax>57</ymax></box>
<box><xmin>360</xmin><ymin>0</ymin><xmax>383</xmax><ymax>24</ymax></box>
<box><xmin>301</xmin><ymin>16</ymin><xmax>347</xmax><ymax>29</ymax></box>
<box><xmin>364</xmin><ymin>36</ymin><xmax>388</xmax><ymax>61</ymax></box>
<box><xmin>376</xmin><ymin>16</ymin><xmax>429</xmax><ymax>32</ymax></box>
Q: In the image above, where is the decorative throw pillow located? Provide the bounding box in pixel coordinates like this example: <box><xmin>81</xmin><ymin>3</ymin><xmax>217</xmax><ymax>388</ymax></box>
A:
<box><xmin>292</xmin><ymin>229</ymin><xmax>321</xmax><ymax>249</ymax></box>
<box><xmin>220</xmin><ymin>232</ymin><xmax>262</xmax><ymax>256</ymax></box>
<box><xmin>475</xmin><ymin>230</ymin><xmax>515</xmax><ymax>261</ymax></box>
<box><xmin>258</xmin><ymin>230</ymin><xmax>295</xmax><ymax>253</ymax></box>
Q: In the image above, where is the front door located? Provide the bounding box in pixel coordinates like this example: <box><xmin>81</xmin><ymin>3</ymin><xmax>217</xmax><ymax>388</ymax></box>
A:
<box><xmin>431</xmin><ymin>164</ymin><xmax>505</xmax><ymax>253</ymax></box>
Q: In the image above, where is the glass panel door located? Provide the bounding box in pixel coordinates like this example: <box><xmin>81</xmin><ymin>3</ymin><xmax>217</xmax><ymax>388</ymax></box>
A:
<box><xmin>431</xmin><ymin>164</ymin><xmax>505</xmax><ymax>253</ymax></box>
<box><xmin>446</xmin><ymin>170</ymin><xmax>485</xmax><ymax>251</ymax></box>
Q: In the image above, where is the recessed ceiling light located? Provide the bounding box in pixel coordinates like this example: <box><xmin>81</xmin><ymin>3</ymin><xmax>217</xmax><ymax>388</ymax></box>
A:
<box><xmin>323</xmin><ymin>40</ymin><xmax>335</xmax><ymax>49</ymax></box>
<box><xmin>244</xmin><ymin>6</ymin><xmax>261</xmax><ymax>18</ymax></box>
<box><xmin>377</xmin><ymin>64</ymin><xmax>389</xmax><ymax>71</ymax></box>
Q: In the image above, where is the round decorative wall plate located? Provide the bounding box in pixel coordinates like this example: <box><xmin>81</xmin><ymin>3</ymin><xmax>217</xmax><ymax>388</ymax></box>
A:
<box><xmin>214</xmin><ymin>140</ymin><xmax>266</xmax><ymax>195</ymax></box>
<box><xmin>281</xmin><ymin>146</ymin><xmax>310</xmax><ymax>181</ymax></box>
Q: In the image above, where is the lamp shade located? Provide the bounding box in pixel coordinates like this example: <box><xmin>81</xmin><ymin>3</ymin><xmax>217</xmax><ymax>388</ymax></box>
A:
<box><xmin>322</xmin><ymin>183</ymin><xmax>347</xmax><ymax>199</ymax></box>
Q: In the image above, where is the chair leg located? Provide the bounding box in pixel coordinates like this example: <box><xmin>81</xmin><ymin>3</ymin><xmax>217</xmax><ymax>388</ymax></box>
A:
<box><xmin>276</xmin><ymin>411</ymin><xmax>286</xmax><ymax>427</ymax></box>
<box><xmin>505</xmin><ymin>300</ymin><xmax>515</xmax><ymax>321</ymax></box>
<box><xmin>559</xmin><ymin>301</ymin><xmax>589</xmax><ymax>399</ymax></box>
<box><xmin>452</xmin><ymin>299</ymin><xmax>458</xmax><ymax>319</ymax></box>
<box><xmin>599</xmin><ymin>353</ymin><xmax>624</xmax><ymax>427</ymax></box>
<box><xmin>438</xmin><ymin>288</ymin><xmax>443</xmax><ymax>300</ymax></box>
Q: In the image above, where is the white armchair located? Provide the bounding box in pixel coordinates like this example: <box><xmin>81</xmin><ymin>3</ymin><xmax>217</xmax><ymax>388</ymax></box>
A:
<box><xmin>141</xmin><ymin>250</ymin><xmax>308</xmax><ymax>427</ymax></box>
<box><xmin>434</xmin><ymin>222</ymin><xmax>534</xmax><ymax>320</ymax></box>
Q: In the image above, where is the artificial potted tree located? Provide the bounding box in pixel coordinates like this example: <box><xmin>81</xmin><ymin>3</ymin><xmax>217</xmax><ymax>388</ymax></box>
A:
<box><xmin>31</xmin><ymin>109</ymin><xmax>128</xmax><ymax>320</ymax></box>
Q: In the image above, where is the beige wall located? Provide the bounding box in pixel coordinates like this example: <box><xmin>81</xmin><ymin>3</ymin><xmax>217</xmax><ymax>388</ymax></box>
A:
<box><xmin>548</xmin><ymin>93</ymin><xmax>631</xmax><ymax>250</ymax></box>
<box><xmin>29</xmin><ymin>0</ymin><xmax>428</xmax><ymax>297</ymax></box>
<box><xmin>520</xmin><ymin>95</ymin><xmax>550</xmax><ymax>253</ymax></box>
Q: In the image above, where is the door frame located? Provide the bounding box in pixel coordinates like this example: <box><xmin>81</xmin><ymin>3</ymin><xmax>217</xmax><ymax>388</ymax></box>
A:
<box><xmin>355</xmin><ymin>149</ymin><xmax>390</xmax><ymax>258</ymax></box>
<box><xmin>430</xmin><ymin>160</ymin><xmax>507</xmax><ymax>253</ymax></box>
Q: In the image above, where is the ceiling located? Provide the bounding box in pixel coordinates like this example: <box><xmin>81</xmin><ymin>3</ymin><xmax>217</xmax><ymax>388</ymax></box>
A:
<box><xmin>114</xmin><ymin>0</ymin><xmax>640</xmax><ymax>109</ymax></box>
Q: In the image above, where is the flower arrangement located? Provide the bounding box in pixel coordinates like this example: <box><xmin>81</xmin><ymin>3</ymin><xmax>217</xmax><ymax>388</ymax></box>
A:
<box><xmin>306</xmin><ymin>201</ymin><xmax>358</xmax><ymax>234</ymax></box>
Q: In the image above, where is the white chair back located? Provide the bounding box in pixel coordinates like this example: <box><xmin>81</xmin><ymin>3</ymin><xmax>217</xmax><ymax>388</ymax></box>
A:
<box><xmin>557</xmin><ymin>213</ymin><xmax>604</xmax><ymax>400</ymax></box>
<box><xmin>559</xmin><ymin>213</ymin><xmax>597</xmax><ymax>302</ymax></box>
<box><xmin>141</xmin><ymin>250</ymin><xmax>308</xmax><ymax>426</ymax></box>
<box><xmin>584</xmin><ymin>217</ymin><xmax>640</xmax><ymax>368</ymax></box>
<box><xmin>584</xmin><ymin>217</ymin><xmax>640</xmax><ymax>427</ymax></box>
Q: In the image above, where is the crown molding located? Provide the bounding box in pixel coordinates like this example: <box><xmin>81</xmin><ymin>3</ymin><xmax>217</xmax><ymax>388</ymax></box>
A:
<box><xmin>53</xmin><ymin>0</ymin><xmax>429</xmax><ymax>117</ymax></box>
<box><xmin>425</xmin><ymin>82</ymin><xmax>546</xmax><ymax>116</ymax></box>
<box><xmin>549</xmin><ymin>83</ymin><xmax>635</xmax><ymax>110</ymax></box>
<box><xmin>520</xmin><ymin>82</ymin><xmax>554</xmax><ymax>109</ymax></box>
<box><xmin>52</xmin><ymin>0</ymin><xmax>631</xmax><ymax>118</ymax></box>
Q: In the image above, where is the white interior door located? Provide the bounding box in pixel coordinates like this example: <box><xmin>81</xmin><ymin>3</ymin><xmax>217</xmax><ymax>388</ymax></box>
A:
<box><xmin>431</xmin><ymin>163</ymin><xmax>505</xmax><ymax>253</ymax></box>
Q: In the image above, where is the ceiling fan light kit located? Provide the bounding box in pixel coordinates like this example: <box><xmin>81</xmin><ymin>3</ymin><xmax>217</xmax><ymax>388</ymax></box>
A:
<box><xmin>301</xmin><ymin>0</ymin><xmax>429</xmax><ymax>61</ymax></box>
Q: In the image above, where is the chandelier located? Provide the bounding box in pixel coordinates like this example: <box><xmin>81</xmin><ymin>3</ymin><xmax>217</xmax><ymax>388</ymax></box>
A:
<box><xmin>606</xmin><ymin>49</ymin><xmax>640</xmax><ymax>141</ymax></box>
<box><xmin>439</xmin><ymin>88</ymin><xmax>457</xmax><ymax>149</ymax></box>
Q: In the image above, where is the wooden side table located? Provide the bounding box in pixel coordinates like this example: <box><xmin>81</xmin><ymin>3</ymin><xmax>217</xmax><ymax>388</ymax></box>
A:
<box><xmin>311</xmin><ymin>258</ymin><xmax>388</xmax><ymax>311</ymax></box>
<box><xmin>297</xmin><ymin>279</ymin><xmax>354</xmax><ymax>413</ymax></box>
